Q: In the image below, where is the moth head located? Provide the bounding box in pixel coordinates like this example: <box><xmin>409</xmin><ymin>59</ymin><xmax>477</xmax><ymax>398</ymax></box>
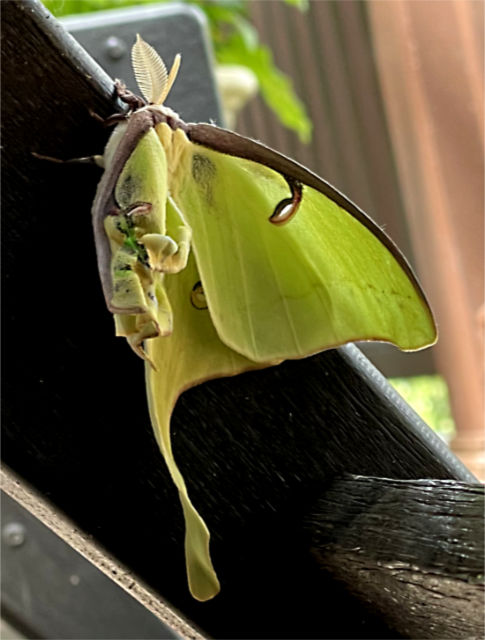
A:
<box><xmin>131</xmin><ymin>34</ymin><xmax>181</xmax><ymax>106</ymax></box>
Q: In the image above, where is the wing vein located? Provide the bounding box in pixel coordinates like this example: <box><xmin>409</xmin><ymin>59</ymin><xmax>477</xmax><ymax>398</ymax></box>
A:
<box><xmin>262</xmin><ymin>228</ymin><xmax>303</xmax><ymax>356</ymax></box>
<box><xmin>230</xmin><ymin>192</ymin><xmax>259</xmax><ymax>358</ymax></box>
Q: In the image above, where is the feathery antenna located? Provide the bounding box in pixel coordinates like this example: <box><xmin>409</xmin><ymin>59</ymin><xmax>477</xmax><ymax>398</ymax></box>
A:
<box><xmin>131</xmin><ymin>34</ymin><xmax>181</xmax><ymax>105</ymax></box>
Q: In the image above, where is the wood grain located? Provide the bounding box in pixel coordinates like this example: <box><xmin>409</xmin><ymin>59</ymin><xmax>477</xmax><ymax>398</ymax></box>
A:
<box><xmin>310</xmin><ymin>476</ymin><xmax>484</xmax><ymax>639</ymax></box>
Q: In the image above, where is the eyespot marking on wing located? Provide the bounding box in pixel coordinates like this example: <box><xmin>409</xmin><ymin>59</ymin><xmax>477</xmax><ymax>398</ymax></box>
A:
<box><xmin>116</xmin><ymin>174</ymin><xmax>144</xmax><ymax>207</ymax></box>
<box><xmin>191</xmin><ymin>281</ymin><xmax>208</xmax><ymax>310</ymax></box>
<box><xmin>192</xmin><ymin>154</ymin><xmax>216</xmax><ymax>183</ymax></box>
<box><xmin>192</xmin><ymin>154</ymin><xmax>216</xmax><ymax>205</ymax></box>
<box><xmin>270</xmin><ymin>179</ymin><xmax>303</xmax><ymax>225</ymax></box>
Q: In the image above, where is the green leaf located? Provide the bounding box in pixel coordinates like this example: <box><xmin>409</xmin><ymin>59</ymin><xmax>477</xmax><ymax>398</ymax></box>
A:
<box><xmin>390</xmin><ymin>375</ymin><xmax>455</xmax><ymax>440</ymax></box>
<box><xmin>216</xmin><ymin>35</ymin><xmax>312</xmax><ymax>143</ymax></box>
<box><xmin>230</xmin><ymin>15</ymin><xmax>259</xmax><ymax>51</ymax></box>
<box><xmin>283</xmin><ymin>0</ymin><xmax>309</xmax><ymax>10</ymax></box>
<box><xmin>44</xmin><ymin>0</ymin><xmax>163</xmax><ymax>16</ymax></box>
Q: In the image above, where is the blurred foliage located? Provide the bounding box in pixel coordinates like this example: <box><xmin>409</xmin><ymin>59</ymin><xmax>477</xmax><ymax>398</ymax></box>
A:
<box><xmin>389</xmin><ymin>375</ymin><xmax>455</xmax><ymax>442</ymax></box>
<box><xmin>43</xmin><ymin>0</ymin><xmax>312</xmax><ymax>142</ymax></box>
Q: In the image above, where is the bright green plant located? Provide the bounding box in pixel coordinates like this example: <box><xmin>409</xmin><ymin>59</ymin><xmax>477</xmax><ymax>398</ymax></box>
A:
<box><xmin>43</xmin><ymin>0</ymin><xmax>312</xmax><ymax>142</ymax></box>
<box><xmin>390</xmin><ymin>375</ymin><xmax>455</xmax><ymax>441</ymax></box>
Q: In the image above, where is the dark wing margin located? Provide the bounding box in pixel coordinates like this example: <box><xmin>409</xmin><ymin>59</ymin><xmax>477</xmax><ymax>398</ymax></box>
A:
<box><xmin>186</xmin><ymin>122</ymin><xmax>435</xmax><ymax>320</ymax></box>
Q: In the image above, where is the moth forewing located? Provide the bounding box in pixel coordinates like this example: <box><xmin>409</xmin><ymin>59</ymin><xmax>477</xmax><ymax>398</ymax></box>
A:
<box><xmin>92</xmin><ymin>109</ymin><xmax>192</xmax><ymax>362</ymax></box>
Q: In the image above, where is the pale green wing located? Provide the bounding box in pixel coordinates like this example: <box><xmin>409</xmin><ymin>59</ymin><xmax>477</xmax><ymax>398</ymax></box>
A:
<box><xmin>172</xmin><ymin>144</ymin><xmax>437</xmax><ymax>363</ymax></box>
<box><xmin>105</xmin><ymin>127</ymin><xmax>264</xmax><ymax>601</ymax></box>
<box><xmin>145</xmin><ymin>199</ymin><xmax>264</xmax><ymax>601</ymax></box>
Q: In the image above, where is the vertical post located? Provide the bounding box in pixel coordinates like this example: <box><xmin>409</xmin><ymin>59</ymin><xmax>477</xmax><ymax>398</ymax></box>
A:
<box><xmin>368</xmin><ymin>0</ymin><xmax>484</xmax><ymax>478</ymax></box>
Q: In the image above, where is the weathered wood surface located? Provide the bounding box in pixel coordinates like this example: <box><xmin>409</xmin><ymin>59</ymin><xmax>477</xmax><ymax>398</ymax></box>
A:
<box><xmin>2</xmin><ymin>1</ymin><xmax>477</xmax><ymax>638</ymax></box>
<box><xmin>310</xmin><ymin>476</ymin><xmax>484</xmax><ymax>639</ymax></box>
<box><xmin>1</xmin><ymin>474</ymin><xmax>205</xmax><ymax>640</ymax></box>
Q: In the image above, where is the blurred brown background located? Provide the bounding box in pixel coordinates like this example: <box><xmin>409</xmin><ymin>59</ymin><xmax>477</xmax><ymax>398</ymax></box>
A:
<box><xmin>236</xmin><ymin>0</ymin><xmax>484</xmax><ymax>478</ymax></box>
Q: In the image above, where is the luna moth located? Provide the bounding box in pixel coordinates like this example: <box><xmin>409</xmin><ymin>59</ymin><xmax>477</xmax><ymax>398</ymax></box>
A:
<box><xmin>90</xmin><ymin>36</ymin><xmax>437</xmax><ymax>602</ymax></box>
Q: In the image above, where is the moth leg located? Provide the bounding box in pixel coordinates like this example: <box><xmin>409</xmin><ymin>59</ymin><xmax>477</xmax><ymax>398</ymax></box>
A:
<box><xmin>140</xmin><ymin>198</ymin><xmax>192</xmax><ymax>274</ymax></box>
<box><xmin>141</xmin><ymin>229</ymin><xmax>191</xmax><ymax>274</ymax></box>
<box><xmin>87</xmin><ymin>107</ymin><xmax>128</xmax><ymax>128</ymax></box>
<box><xmin>125</xmin><ymin>202</ymin><xmax>152</xmax><ymax>218</ymax></box>
<box><xmin>114</xmin><ymin>79</ymin><xmax>146</xmax><ymax>111</ymax></box>
<box><xmin>32</xmin><ymin>151</ymin><xmax>104</xmax><ymax>168</ymax></box>
<box><xmin>34</xmin><ymin>105</ymin><xmax>122</xmax><ymax>166</ymax></box>
<box><xmin>88</xmin><ymin>109</ymin><xmax>106</xmax><ymax>124</ymax></box>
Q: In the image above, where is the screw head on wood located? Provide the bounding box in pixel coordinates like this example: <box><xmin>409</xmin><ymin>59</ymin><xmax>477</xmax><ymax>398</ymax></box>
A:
<box><xmin>2</xmin><ymin>522</ymin><xmax>26</xmax><ymax>547</ymax></box>
<box><xmin>104</xmin><ymin>36</ymin><xmax>127</xmax><ymax>60</ymax></box>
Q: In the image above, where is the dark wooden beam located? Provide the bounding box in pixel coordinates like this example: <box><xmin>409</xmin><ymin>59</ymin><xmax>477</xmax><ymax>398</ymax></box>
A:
<box><xmin>310</xmin><ymin>475</ymin><xmax>484</xmax><ymax>639</ymax></box>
